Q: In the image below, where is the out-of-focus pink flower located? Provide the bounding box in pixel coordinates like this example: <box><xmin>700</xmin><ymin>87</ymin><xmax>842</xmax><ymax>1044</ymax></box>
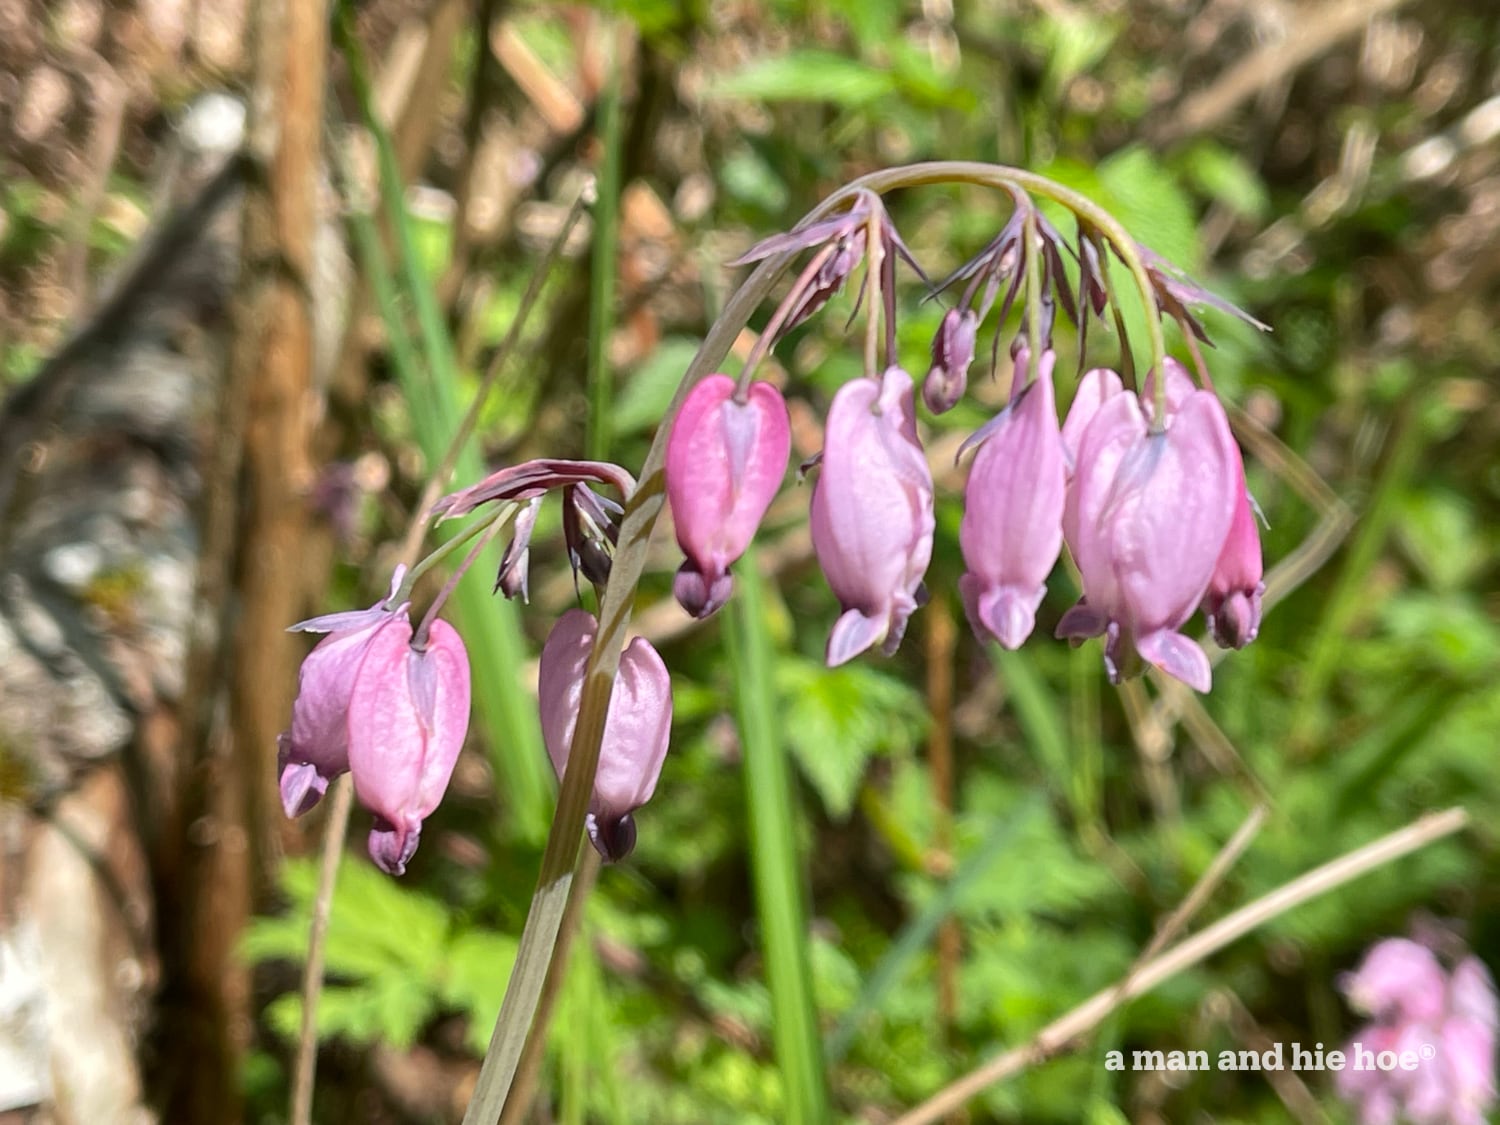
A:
<box><xmin>1058</xmin><ymin>388</ymin><xmax>1238</xmax><ymax>691</ymax></box>
<box><xmin>665</xmin><ymin>374</ymin><xmax>791</xmax><ymax>619</ymax></box>
<box><xmin>957</xmin><ymin>349</ymin><xmax>1066</xmax><ymax>649</ymax></box>
<box><xmin>1203</xmin><ymin>456</ymin><xmax>1265</xmax><ymax>649</ymax></box>
<box><xmin>538</xmin><ymin>609</ymin><xmax>673</xmax><ymax>861</ymax></box>
<box><xmin>348</xmin><ymin>617</ymin><xmax>471</xmax><ymax>876</ymax></box>
<box><xmin>923</xmin><ymin>307</ymin><xmax>978</xmax><ymax>414</ymax></box>
<box><xmin>1344</xmin><ymin>939</ymin><xmax>1450</xmax><ymax>1025</ymax></box>
<box><xmin>1337</xmin><ymin>938</ymin><xmax>1498</xmax><ymax>1125</ymax></box>
<box><xmin>1140</xmin><ymin>357</ymin><xmax>1196</xmax><ymax>422</ymax></box>
<box><xmin>810</xmin><ymin>366</ymin><xmax>934</xmax><ymax>666</ymax></box>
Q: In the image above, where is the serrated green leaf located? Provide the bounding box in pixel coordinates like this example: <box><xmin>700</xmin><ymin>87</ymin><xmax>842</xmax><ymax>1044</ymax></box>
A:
<box><xmin>776</xmin><ymin>657</ymin><xmax>927</xmax><ymax>818</ymax></box>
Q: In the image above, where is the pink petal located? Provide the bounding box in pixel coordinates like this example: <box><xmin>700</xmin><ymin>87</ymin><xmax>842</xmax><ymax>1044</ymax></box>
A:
<box><xmin>666</xmin><ymin>375</ymin><xmax>791</xmax><ymax>618</ymax></box>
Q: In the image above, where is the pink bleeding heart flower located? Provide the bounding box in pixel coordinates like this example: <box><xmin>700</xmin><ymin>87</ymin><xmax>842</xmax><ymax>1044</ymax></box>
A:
<box><xmin>1058</xmin><ymin>388</ymin><xmax>1238</xmax><ymax>692</ymax></box>
<box><xmin>1202</xmin><ymin>453</ymin><xmax>1265</xmax><ymax>649</ymax></box>
<box><xmin>957</xmin><ymin>349</ymin><xmax>1066</xmax><ymax>649</ymax></box>
<box><xmin>810</xmin><ymin>366</ymin><xmax>935</xmax><ymax>666</ymax></box>
<box><xmin>1441</xmin><ymin>1012</ymin><xmax>1498</xmax><ymax>1125</ymax></box>
<box><xmin>277</xmin><ymin>569</ymin><xmax>411</xmax><ymax>818</ymax></box>
<box><xmin>665</xmin><ymin>374</ymin><xmax>791</xmax><ymax>619</ymax></box>
<box><xmin>538</xmin><ymin>609</ymin><xmax>673</xmax><ymax>861</ymax></box>
<box><xmin>1342</xmin><ymin>938</ymin><xmax>1450</xmax><ymax>1026</ymax></box>
<box><xmin>346</xmin><ymin>615</ymin><xmax>471</xmax><ymax>876</ymax></box>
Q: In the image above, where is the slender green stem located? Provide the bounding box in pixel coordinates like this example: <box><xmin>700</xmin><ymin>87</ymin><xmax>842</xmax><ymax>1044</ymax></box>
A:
<box><xmin>338</xmin><ymin>5</ymin><xmax>552</xmax><ymax>840</ymax></box>
<box><xmin>462</xmin><ymin>232</ymin><xmax>801</xmax><ymax>1125</ymax></box>
<box><xmin>398</xmin><ymin>503</ymin><xmax>514</xmax><ymax>602</ymax></box>
<box><xmin>733</xmin><ymin>243</ymin><xmax>836</xmax><ymax>400</ymax></box>
<box><xmin>727</xmin><ymin>549</ymin><xmax>830</xmax><ymax>1123</ymax></box>
<box><xmin>586</xmin><ymin>26</ymin><xmax>623</xmax><ymax>462</ymax></box>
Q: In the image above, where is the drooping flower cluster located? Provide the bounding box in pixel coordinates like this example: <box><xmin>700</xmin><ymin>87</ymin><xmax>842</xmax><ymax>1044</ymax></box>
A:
<box><xmin>277</xmin><ymin>567</ymin><xmax>471</xmax><ymax>875</ymax></box>
<box><xmin>280</xmin><ymin>172</ymin><xmax>1276</xmax><ymax>876</ymax></box>
<box><xmin>662</xmin><ymin>187</ymin><xmax>1267</xmax><ymax>693</ymax></box>
<box><xmin>1336</xmin><ymin>937</ymin><xmax>1497</xmax><ymax>1125</ymax></box>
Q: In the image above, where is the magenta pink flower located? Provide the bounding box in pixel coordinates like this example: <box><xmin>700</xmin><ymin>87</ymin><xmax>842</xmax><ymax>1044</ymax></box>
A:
<box><xmin>1344</xmin><ymin>938</ymin><xmax>1450</xmax><ymax>1026</ymax></box>
<box><xmin>277</xmin><ymin>567</ymin><xmax>472</xmax><ymax>875</ymax></box>
<box><xmin>958</xmin><ymin>349</ymin><xmax>1066</xmax><ymax>649</ymax></box>
<box><xmin>348</xmin><ymin>617</ymin><xmax>471</xmax><ymax>876</ymax></box>
<box><xmin>1058</xmin><ymin>387</ymin><xmax>1238</xmax><ymax>691</ymax></box>
<box><xmin>810</xmin><ymin>366</ymin><xmax>934</xmax><ymax>666</ymax></box>
<box><xmin>665</xmin><ymin>374</ymin><xmax>791</xmax><ymax>619</ymax></box>
<box><xmin>538</xmin><ymin>609</ymin><xmax>673</xmax><ymax>861</ymax></box>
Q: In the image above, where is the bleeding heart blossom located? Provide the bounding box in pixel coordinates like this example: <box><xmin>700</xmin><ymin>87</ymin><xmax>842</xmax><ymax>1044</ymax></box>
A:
<box><xmin>538</xmin><ymin>609</ymin><xmax>673</xmax><ymax>861</ymax></box>
<box><xmin>1338</xmin><ymin>939</ymin><xmax>1498</xmax><ymax>1125</ymax></box>
<box><xmin>348</xmin><ymin>617</ymin><xmax>471</xmax><ymax>876</ymax></box>
<box><xmin>666</xmin><ymin>375</ymin><xmax>791</xmax><ymax>619</ymax></box>
<box><xmin>957</xmin><ymin>349</ymin><xmax>1066</xmax><ymax>649</ymax></box>
<box><xmin>810</xmin><ymin>366</ymin><xmax>935</xmax><ymax>666</ymax></box>
<box><xmin>1058</xmin><ymin>388</ymin><xmax>1238</xmax><ymax>692</ymax></box>
<box><xmin>277</xmin><ymin>567</ymin><xmax>472</xmax><ymax>876</ymax></box>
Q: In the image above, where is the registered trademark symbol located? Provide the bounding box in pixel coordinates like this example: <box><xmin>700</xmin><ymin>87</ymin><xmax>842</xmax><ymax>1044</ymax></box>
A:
<box><xmin>1420</xmin><ymin>1044</ymin><xmax>1437</xmax><ymax>1061</ymax></box>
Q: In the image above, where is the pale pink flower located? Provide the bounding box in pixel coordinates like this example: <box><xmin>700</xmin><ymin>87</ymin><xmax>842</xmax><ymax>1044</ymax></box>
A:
<box><xmin>957</xmin><ymin>350</ymin><xmax>1066</xmax><ymax>649</ymax></box>
<box><xmin>810</xmin><ymin>366</ymin><xmax>934</xmax><ymax>666</ymax></box>
<box><xmin>538</xmin><ymin>609</ymin><xmax>673</xmax><ymax>861</ymax></box>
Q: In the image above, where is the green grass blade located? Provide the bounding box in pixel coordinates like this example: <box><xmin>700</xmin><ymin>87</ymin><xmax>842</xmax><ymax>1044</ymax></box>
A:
<box><xmin>585</xmin><ymin>32</ymin><xmax>623</xmax><ymax>462</ymax></box>
<box><xmin>726</xmin><ymin>550</ymin><xmax>830</xmax><ymax>1124</ymax></box>
<box><xmin>338</xmin><ymin>10</ymin><xmax>551</xmax><ymax>841</ymax></box>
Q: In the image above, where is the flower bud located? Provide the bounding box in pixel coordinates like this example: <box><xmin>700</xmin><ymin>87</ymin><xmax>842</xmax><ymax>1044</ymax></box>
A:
<box><xmin>1202</xmin><ymin>460</ymin><xmax>1265</xmax><ymax>649</ymax></box>
<box><xmin>922</xmin><ymin>308</ymin><xmax>978</xmax><ymax>414</ymax></box>
<box><xmin>538</xmin><ymin>609</ymin><xmax>673</xmax><ymax>861</ymax></box>
<box><xmin>666</xmin><ymin>374</ymin><xmax>791</xmax><ymax>619</ymax></box>
<box><xmin>810</xmin><ymin>366</ymin><xmax>934</xmax><ymax>666</ymax></box>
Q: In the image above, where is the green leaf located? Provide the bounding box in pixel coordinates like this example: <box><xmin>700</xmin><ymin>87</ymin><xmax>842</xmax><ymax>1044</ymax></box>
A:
<box><xmin>708</xmin><ymin>52</ymin><xmax>896</xmax><ymax>107</ymax></box>
<box><xmin>1098</xmin><ymin>145</ymin><xmax>1201</xmax><ymax>270</ymax></box>
<box><xmin>1179</xmin><ymin>142</ymin><xmax>1270</xmax><ymax>221</ymax></box>
<box><xmin>614</xmin><ymin>337</ymin><xmax>704</xmax><ymax>436</ymax></box>
<box><xmin>776</xmin><ymin>657</ymin><xmax>927</xmax><ymax>818</ymax></box>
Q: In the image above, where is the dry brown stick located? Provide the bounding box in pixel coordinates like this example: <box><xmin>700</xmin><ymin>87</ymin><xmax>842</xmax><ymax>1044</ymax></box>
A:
<box><xmin>891</xmin><ymin>806</ymin><xmax>1468</xmax><ymax>1125</ymax></box>
<box><xmin>1155</xmin><ymin>0</ymin><xmax>1417</xmax><ymax>145</ymax></box>
<box><xmin>290</xmin><ymin>776</ymin><xmax>354</xmax><ymax>1125</ymax></box>
<box><xmin>924</xmin><ymin>598</ymin><xmax>961</xmax><ymax>1046</ymax></box>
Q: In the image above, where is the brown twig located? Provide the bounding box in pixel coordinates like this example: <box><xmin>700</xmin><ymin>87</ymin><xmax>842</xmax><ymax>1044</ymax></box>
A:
<box><xmin>290</xmin><ymin>776</ymin><xmax>354</xmax><ymax>1125</ymax></box>
<box><xmin>891</xmin><ymin>807</ymin><xmax>1468</xmax><ymax>1125</ymax></box>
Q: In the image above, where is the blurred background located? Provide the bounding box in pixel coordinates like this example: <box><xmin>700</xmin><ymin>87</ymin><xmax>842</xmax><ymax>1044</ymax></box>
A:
<box><xmin>0</xmin><ymin>0</ymin><xmax>1496</xmax><ymax>1122</ymax></box>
